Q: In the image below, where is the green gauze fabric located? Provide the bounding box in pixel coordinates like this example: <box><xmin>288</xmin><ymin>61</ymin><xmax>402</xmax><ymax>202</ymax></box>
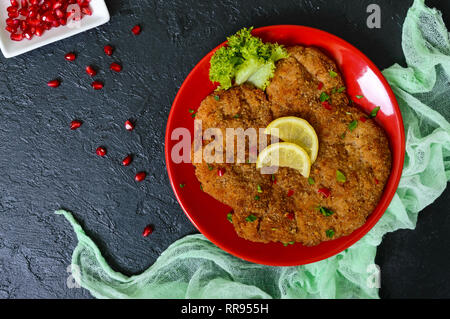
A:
<box><xmin>55</xmin><ymin>0</ymin><xmax>450</xmax><ymax>299</ymax></box>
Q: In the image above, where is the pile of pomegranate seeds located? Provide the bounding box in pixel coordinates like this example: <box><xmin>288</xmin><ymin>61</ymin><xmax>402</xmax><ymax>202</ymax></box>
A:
<box><xmin>5</xmin><ymin>0</ymin><xmax>93</xmax><ymax>42</ymax></box>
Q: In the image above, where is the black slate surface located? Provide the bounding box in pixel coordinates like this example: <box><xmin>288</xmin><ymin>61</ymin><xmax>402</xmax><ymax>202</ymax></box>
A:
<box><xmin>0</xmin><ymin>0</ymin><xmax>448</xmax><ymax>299</ymax></box>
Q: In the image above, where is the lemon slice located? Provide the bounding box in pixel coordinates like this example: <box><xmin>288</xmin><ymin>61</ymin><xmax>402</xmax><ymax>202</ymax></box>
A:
<box><xmin>256</xmin><ymin>142</ymin><xmax>311</xmax><ymax>177</ymax></box>
<box><xmin>264</xmin><ymin>117</ymin><xmax>319</xmax><ymax>163</ymax></box>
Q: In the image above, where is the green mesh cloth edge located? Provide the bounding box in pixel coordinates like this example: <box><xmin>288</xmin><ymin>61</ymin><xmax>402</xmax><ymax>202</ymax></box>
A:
<box><xmin>56</xmin><ymin>0</ymin><xmax>450</xmax><ymax>299</ymax></box>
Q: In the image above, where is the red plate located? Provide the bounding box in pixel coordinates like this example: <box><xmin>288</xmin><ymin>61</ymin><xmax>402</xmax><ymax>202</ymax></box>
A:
<box><xmin>165</xmin><ymin>25</ymin><xmax>405</xmax><ymax>266</ymax></box>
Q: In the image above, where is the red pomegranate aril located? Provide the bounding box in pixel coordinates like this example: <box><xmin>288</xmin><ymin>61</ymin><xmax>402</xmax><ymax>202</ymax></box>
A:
<box><xmin>10</xmin><ymin>32</ymin><xmax>23</xmax><ymax>41</ymax></box>
<box><xmin>5</xmin><ymin>25</ymin><xmax>17</xmax><ymax>33</ymax></box>
<box><xmin>10</xmin><ymin>0</ymin><xmax>19</xmax><ymax>7</ymax></box>
<box><xmin>91</xmin><ymin>81</ymin><xmax>104</xmax><ymax>90</ymax></box>
<box><xmin>125</xmin><ymin>120</ymin><xmax>134</xmax><ymax>131</ymax></box>
<box><xmin>110</xmin><ymin>62</ymin><xmax>122</xmax><ymax>72</ymax></box>
<box><xmin>122</xmin><ymin>155</ymin><xmax>132</xmax><ymax>166</ymax></box>
<box><xmin>217</xmin><ymin>167</ymin><xmax>226</xmax><ymax>177</ymax></box>
<box><xmin>318</xmin><ymin>187</ymin><xmax>331</xmax><ymax>198</ymax></box>
<box><xmin>64</xmin><ymin>52</ymin><xmax>76</xmax><ymax>61</ymax></box>
<box><xmin>27</xmin><ymin>7</ymin><xmax>38</xmax><ymax>18</ymax></box>
<box><xmin>47</xmin><ymin>79</ymin><xmax>60</xmax><ymax>87</ymax></box>
<box><xmin>359</xmin><ymin>116</ymin><xmax>367</xmax><ymax>123</ymax></box>
<box><xmin>81</xmin><ymin>6</ymin><xmax>92</xmax><ymax>16</ymax></box>
<box><xmin>131</xmin><ymin>25</ymin><xmax>141</xmax><ymax>35</ymax></box>
<box><xmin>35</xmin><ymin>26</ymin><xmax>44</xmax><ymax>36</ymax></box>
<box><xmin>322</xmin><ymin>101</ymin><xmax>332</xmax><ymax>110</ymax></box>
<box><xmin>85</xmin><ymin>65</ymin><xmax>97</xmax><ymax>77</ymax></box>
<box><xmin>8</xmin><ymin>11</ymin><xmax>19</xmax><ymax>18</ymax></box>
<box><xmin>96</xmin><ymin>147</ymin><xmax>107</xmax><ymax>157</ymax></box>
<box><xmin>70</xmin><ymin>120</ymin><xmax>82</xmax><ymax>130</ymax></box>
<box><xmin>287</xmin><ymin>189</ymin><xmax>295</xmax><ymax>197</ymax></box>
<box><xmin>286</xmin><ymin>212</ymin><xmax>295</xmax><ymax>220</ymax></box>
<box><xmin>142</xmin><ymin>225</ymin><xmax>153</xmax><ymax>237</ymax></box>
<box><xmin>6</xmin><ymin>18</ymin><xmax>19</xmax><ymax>27</ymax></box>
<box><xmin>21</xmin><ymin>0</ymin><xmax>28</xmax><ymax>8</ymax></box>
<box><xmin>104</xmin><ymin>45</ymin><xmax>113</xmax><ymax>56</ymax></box>
<box><xmin>317</xmin><ymin>82</ymin><xmax>324</xmax><ymax>90</ymax></box>
<box><xmin>7</xmin><ymin>6</ymin><xmax>18</xmax><ymax>14</ymax></box>
<box><xmin>135</xmin><ymin>172</ymin><xmax>146</xmax><ymax>182</ymax></box>
<box><xmin>24</xmin><ymin>30</ymin><xmax>33</xmax><ymax>40</ymax></box>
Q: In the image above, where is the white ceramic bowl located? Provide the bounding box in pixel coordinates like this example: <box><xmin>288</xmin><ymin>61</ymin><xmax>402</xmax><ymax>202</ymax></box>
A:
<box><xmin>0</xmin><ymin>0</ymin><xmax>110</xmax><ymax>58</ymax></box>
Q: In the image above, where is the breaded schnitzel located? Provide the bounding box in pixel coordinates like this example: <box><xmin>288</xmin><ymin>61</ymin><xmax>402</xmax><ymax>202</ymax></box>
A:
<box><xmin>194</xmin><ymin>46</ymin><xmax>391</xmax><ymax>246</ymax></box>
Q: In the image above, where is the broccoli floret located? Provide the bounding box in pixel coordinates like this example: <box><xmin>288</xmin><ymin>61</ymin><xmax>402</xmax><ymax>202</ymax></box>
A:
<box><xmin>209</xmin><ymin>27</ymin><xmax>289</xmax><ymax>91</ymax></box>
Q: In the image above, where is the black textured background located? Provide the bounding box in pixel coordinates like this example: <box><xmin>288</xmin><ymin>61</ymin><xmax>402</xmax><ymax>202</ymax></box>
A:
<box><xmin>0</xmin><ymin>0</ymin><xmax>449</xmax><ymax>299</ymax></box>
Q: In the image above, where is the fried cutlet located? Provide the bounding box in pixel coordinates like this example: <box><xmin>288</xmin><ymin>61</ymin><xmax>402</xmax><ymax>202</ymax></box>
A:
<box><xmin>193</xmin><ymin>46</ymin><xmax>391</xmax><ymax>246</ymax></box>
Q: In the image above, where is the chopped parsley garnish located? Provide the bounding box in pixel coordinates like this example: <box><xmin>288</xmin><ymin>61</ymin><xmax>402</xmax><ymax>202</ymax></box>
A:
<box><xmin>370</xmin><ymin>106</ymin><xmax>380</xmax><ymax>118</ymax></box>
<box><xmin>188</xmin><ymin>109</ymin><xmax>194</xmax><ymax>113</ymax></box>
<box><xmin>320</xmin><ymin>92</ymin><xmax>330</xmax><ymax>102</ymax></box>
<box><xmin>348</xmin><ymin>120</ymin><xmax>358</xmax><ymax>132</ymax></box>
<box><xmin>233</xmin><ymin>114</ymin><xmax>241</xmax><ymax>118</ymax></box>
<box><xmin>337</xmin><ymin>86</ymin><xmax>346</xmax><ymax>93</ymax></box>
<box><xmin>179</xmin><ymin>183</ymin><xmax>186</xmax><ymax>188</ymax></box>
<box><xmin>246</xmin><ymin>215</ymin><xmax>258</xmax><ymax>222</ymax></box>
<box><xmin>326</xmin><ymin>229</ymin><xmax>335</xmax><ymax>238</ymax></box>
<box><xmin>329</xmin><ymin>70</ymin><xmax>338</xmax><ymax>78</ymax></box>
<box><xmin>200</xmin><ymin>184</ymin><xmax>203</xmax><ymax>191</ymax></box>
<box><xmin>308</xmin><ymin>177</ymin><xmax>315</xmax><ymax>185</ymax></box>
<box><xmin>257</xmin><ymin>185</ymin><xmax>263</xmax><ymax>193</ymax></box>
<box><xmin>254</xmin><ymin>195</ymin><xmax>260</xmax><ymax>201</ymax></box>
<box><xmin>336</xmin><ymin>170</ymin><xmax>346</xmax><ymax>183</ymax></box>
<box><xmin>356</xmin><ymin>95</ymin><xmax>364</xmax><ymax>99</ymax></box>
<box><xmin>227</xmin><ymin>213</ymin><xmax>233</xmax><ymax>223</ymax></box>
<box><xmin>271</xmin><ymin>174</ymin><xmax>276</xmax><ymax>182</ymax></box>
<box><xmin>208</xmin><ymin>165</ymin><xmax>213</xmax><ymax>171</ymax></box>
<box><xmin>318</xmin><ymin>206</ymin><xmax>334</xmax><ymax>217</ymax></box>
<box><xmin>345</xmin><ymin>112</ymin><xmax>352</xmax><ymax>115</ymax></box>
<box><xmin>191</xmin><ymin>113</ymin><xmax>197</xmax><ymax>118</ymax></box>
<box><xmin>341</xmin><ymin>132</ymin><xmax>346</xmax><ymax>139</ymax></box>
<box><xmin>214</xmin><ymin>95</ymin><xmax>220</xmax><ymax>101</ymax></box>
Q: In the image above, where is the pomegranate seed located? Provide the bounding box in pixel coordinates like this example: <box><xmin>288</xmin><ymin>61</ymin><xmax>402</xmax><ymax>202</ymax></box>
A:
<box><xmin>285</xmin><ymin>212</ymin><xmax>295</xmax><ymax>220</ymax></box>
<box><xmin>122</xmin><ymin>155</ymin><xmax>133</xmax><ymax>166</ymax></box>
<box><xmin>104</xmin><ymin>45</ymin><xmax>113</xmax><ymax>56</ymax></box>
<box><xmin>318</xmin><ymin>188</ymin><xmax>331</xmax><ymax>198</ymax></box>
<box><xmin>91</xmin><ymin>81</ymin><xmax>104</xmax><ymax>90</ymax></box>
<box><xmin>110</xmin><ymin>62</ymin><xmax>122</xmax><ymax>72</ymax></box>
<box><xmin>124</xmin><ymin>120</ymin><xmax>134</xmax><ymax>131</ymax></box>
<box><xmin>70</xmin><ymin>120</ymin><xmax>82</xmax><ymax>130</ymax></box>
<box><xmin>135</xmin><ymin>172</ymin><xmax>146</xmax><ymax>182</ymax></box>
<box><xmin>85</xmin><ymin>65</ymin><xmax>97</xmax><ymax>77</ymax></box>
<box><xmin>131</xmin><ymin>25</ymin><xmax>141</xmax><ymax>35</ymax></box>
<box><xmin>96</xmin><ymin>147</ymin><xmax>107</xmax><ymax>157</ymax></box>
<box><xmin>5</xmin><ymin>25</ymin><xmax>17</xmax><ymax>33</ymax></box>
<box><xmin>322</xmin><ymin>101</ymin><xmax>332</xmax><ymax>110</ymax></box>
<box><xmin>81</xmin><ymin>6</ymin><xmax>92</xmax><ymax>16</ymax></box>
<box><xmin>64</xmin><ymin>52</ymin><xmax>76</xmax><ymax>61</ymax></box>
<box><xmin>10</xmin><ymin>0</ymin><xmax>19</xmax><ymax>7</ymax></box>
<box><xmin>10</xmin><ymin>33</ymin><xmax>23</xmax><ymax>41</ymax></box>
<box><xmin>142</xmin><ymin>225</ymin><xmax>153</xmax><ymax>237</ymax></box>
<box><xmin>6</xmin><ymin>18</ymin><xmax>19</xmax><ymax>27</ymax></box>
<box><xmin>23</xmin><ymin>30</ymin><xmax>33</xmax><ymax>40</ymax></box>
<box><xmin>47</xmin><ymin>79</ymin><xmax>60</xmax><ymax>87</ymax></box>
<box><xmin>217</xmin><ymin>167</ymin><xmax>226</xmax><ymax>177</ymax></box>
<box><xmin>359</xmin><ymin>116</ymin><xmax>367</xmax><ymax>123</ymax></box>
<box><xmin>375</xmin><ymin>178</ymin><xmax>379</xmax><ymax>185</ymax></box>
<box><xmin>287</xmin><ymin>189</ymin><xmax>295</xmax><ymax>197</ymax></box>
